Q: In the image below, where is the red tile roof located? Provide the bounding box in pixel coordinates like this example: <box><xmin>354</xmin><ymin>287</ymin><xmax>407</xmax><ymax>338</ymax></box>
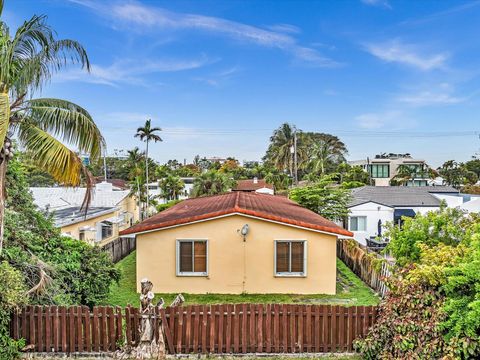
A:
<box><xmin>120</xmin><ymin>192</ymin><xmax>352</xmax><ymax>237</ymax></box>
<box><xmin>233</xmin><ymin>179</ymin><xmax>274</xmax><ymax>191</ymax></box>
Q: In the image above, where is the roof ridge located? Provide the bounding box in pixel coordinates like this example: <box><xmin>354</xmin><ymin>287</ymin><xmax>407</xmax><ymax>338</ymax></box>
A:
<box><xmin>234</xmin><ymin>191</ymin><xmax>241</xmax><ymax>211</ymax></box>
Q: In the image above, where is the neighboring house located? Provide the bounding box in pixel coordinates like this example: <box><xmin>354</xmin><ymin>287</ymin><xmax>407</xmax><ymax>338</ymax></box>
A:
<box><xmin>94</xmin><ymin>177</ymin><xmax>130</xmax><ymax>191</ymax></box>
<box><xmin>233</xmin><ymin>178</ymin><xmax>274</xmax><ymax>195</ymax></box>
<box><xmin>30</xmin><ymin>181</ymin><xmax>140</xmax><ymax>246</ymax></box>
<box><xmin>350</xmin><ymin>153</ymin><xmax>430</xmax><ymax>187</ymax></box>
<box><xmin>120</xmin><ymin>192</ymin><xmax>351</xmax><ymax>295</ymax></box>
<box><xmin>206</xmin><ymin>156</ymin><xmax>228</xmax><ymax>164</ymax></box>
<box><xmin>346</xmin><ymin>186</ymin><xmax>459</xmax><ymax>244</ymax></box>
<box><xmin>148</xmin><ymin>177</ymin><xmax>195</xmax><ymax>204</ymax></box>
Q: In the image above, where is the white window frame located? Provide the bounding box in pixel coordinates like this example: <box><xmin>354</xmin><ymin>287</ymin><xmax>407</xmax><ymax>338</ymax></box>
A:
<box><xmin>176</xmin><ymin>239</ymin><xmax>208</xmax><ymax>277</ymax></box>
<box><xmin>274</xmin><ymin>240</ymin><xmax>307</xmax><ymax>277</ymax></box>
<box><xmin>349</xmin><ymin>216</ymin><xmax>367</xmax><ymax>232</ymax></box>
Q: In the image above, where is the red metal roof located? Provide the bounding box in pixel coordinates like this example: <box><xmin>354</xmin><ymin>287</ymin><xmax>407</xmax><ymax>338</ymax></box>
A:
<box><xmin>120</xmin><ymin>192</ymin><xmax>352</xmax><ymax>237</ymax></box>
<box><xmin>233</xmin><ymin>179</ymin><xmax>274</xmax><ymax>191</ymax></box>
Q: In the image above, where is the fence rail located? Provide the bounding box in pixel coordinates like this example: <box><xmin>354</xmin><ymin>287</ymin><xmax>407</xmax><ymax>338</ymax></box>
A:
<box><xmin>337</xmin><ymin>239</ymin><xmax>393</xmax><ymax>297</ymax></box>
<box><xmin>101</xmin><ymin>236</ymin><xmax>136</xmax><ymax>263</ymax></box>
<box><xmin>11</xmin><ymin>304</ymin><xmax>377</xmax><ymax>354</ymax></box>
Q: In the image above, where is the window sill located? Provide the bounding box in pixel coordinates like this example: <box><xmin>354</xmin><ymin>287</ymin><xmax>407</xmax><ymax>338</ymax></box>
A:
<box><xmin>275</xmin><ymin>273</ymin><xmax>307</xmax><ymax>278</ymax></box>
<box><xmin>176</xmin><ymin>273</ymin><xmax>208</xmax><ymax>277</ymax></box>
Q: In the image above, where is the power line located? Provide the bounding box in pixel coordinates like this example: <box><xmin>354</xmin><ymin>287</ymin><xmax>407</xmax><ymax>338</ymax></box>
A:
<box><xmin>161</xmin><ymin>128</ymin><xmax>479</xmax><ymax>138</ymax></box>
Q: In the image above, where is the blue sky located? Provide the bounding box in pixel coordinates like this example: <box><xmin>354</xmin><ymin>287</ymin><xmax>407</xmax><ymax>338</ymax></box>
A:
<box><xmin>7</xmin><ymin>0</ymin><xmax>480</xmax><ymax>166</ymax></box>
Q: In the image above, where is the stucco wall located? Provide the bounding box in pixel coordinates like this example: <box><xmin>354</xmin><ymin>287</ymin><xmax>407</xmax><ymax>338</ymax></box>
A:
<box><xmin>348</xmin><ymin>203</ymin><xmax>440</xmax><ymax>244</ymax></box>
<box><xmin>431</xmin><ymin>193</ymin><xmax>463</xmax><ymax>208</ymax></box>
<box><xmin>60</xmin><ymin>195</ymin><xmax>140</xmax><ymax>245</ymax></box>
<box><xmin>61</xmin><ymin>209</ymin><xmax>117</xmax><ymax>244</ymax></box>
<box><xmin>136</xmin><ymin>214</ymin><xmax>337</xmax><ymax>295</ymax></box>
<box><xmin>348</xmin><ymin>203</ymin><xmax>394</xmax><ymax>244</ymax></box>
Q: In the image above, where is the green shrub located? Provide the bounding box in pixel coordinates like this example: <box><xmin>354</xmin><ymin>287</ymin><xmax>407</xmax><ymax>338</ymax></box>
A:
<box><xmin>0</xmin><ymin>262</ymin><xmax>26</xmax><ymax>360</ymax></box>
<box><xmin>2</xmin><ymin>157</ymin><xmax>120</xmax><ymax>306</ymax></box>
<box><xmin>354</xmin><ymin>269</ymin><xmax>447</xmax><ymax>359</ymax></box>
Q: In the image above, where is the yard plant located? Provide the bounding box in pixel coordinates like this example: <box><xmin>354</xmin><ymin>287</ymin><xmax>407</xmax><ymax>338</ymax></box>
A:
<box><xmin>355</xmin><ymin>207</ymin><xmax>480</xmax><ymax>359</ymax></box>
<box><xmin>0</xmin><ymin>0</ymin><xmax>103</xmax><ymax>251</ymax></box>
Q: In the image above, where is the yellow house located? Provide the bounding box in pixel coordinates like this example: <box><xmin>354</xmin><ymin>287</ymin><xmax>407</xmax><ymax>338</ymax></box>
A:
<box><xmin>31</xmin><ymin>182</ymin><xmax>140</xmax><ymax>246</ymax></box>
<box><xmin>120</xmin><ymin>192</ymin><xmax>352</xmax><ymax>295</ymax></box>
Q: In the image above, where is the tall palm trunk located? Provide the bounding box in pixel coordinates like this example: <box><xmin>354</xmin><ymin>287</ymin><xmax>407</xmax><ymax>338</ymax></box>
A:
<box><xmin>0</xmin><ymin>91</ymin><xmax>10</xmax><ymax>254</ymax></box>
<box><xmin>145</xmin><ymin>139</ymin><xmax>149</xmax><ymax>218</ymax></box>
<box><xmin>0</xmin><ymin>158</ymin><xmax>7</xmax><ymax>254</ymax></box>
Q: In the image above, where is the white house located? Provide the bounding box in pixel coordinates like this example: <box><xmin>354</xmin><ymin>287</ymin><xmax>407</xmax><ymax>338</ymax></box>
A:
<box><xmin>148</xmin><ymin>177</ymin><xmax>195</xmax><ymax>204</ymax></box>
<box><xmin>350</xmin><ymin>153</ymin><xmax>430</xmax><ymax>187</ymax></box>
<box><xmin>346</xmin><ymin>186</ymin><xmax>460</xmax><ymax>244</ymax></box>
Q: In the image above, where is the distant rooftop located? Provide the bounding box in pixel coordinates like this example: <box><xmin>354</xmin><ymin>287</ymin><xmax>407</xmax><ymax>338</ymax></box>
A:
<box><xmin>51</xmin><ymin>206</ymin><xmax>116</xmax><ymax>227</ymax></box>
<box><xmin>233</xmin><ymin>179</ymin><xmax>273</xmax><ymax>192</ymax></box>
<box><xmin>349</xmin><ymin>185</ymin><xmax>459</xmax><ymax>208</ymax></box>
<box><xmin>30</xmin><ymin>182</ymin><xmax>130</xmax><ymax>211</ymax></box>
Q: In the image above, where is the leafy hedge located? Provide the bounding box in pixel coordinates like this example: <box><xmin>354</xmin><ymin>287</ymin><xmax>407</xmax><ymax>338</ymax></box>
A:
<box><xmin>355</xmin><ymin>207</ymin><xmax>480</xmax><ymax>359</ymax></box>
<box><xmin>0</xmin><ymin>158</ymin><xmax>120</xmax><ymax>359</ymax></box>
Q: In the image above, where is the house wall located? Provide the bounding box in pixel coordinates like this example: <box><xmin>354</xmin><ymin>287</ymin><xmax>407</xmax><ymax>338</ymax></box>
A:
<box><xmin>348</xmin><ymin>203</ymin><xmax>393</xmax><ymax>244</ymax></box>
<box><xmin>61</xmin><ymin>210</ymin><xmax>117</xmax><ymax>244</ymax></box>
<box><xmin>348</xmin><ymin>203</ymin><xmax>440</xmax><ymax>244</ymax></box>
<box><xmin>431</xmin><ymin>193</ymin><xmax>463</xmax><ymax>208</ymax></box>
<box><xmin>136</xmin><ymin>214</ymin><xmax>337</xmax><ymax>295</ymax></box>
<box><xmin>61</xmin><ymin>195</ymin><xmax>140</xmax><ymax>246</ymax></box>
<box><xmin>255</xmin><ymin>187</ymin><xmax>275</xmax><ymax>195</ymax></box>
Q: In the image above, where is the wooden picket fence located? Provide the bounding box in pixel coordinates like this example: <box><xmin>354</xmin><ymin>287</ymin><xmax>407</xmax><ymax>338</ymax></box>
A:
<box><xmin>101</xmin><ymin>236</ymin><xmax>136</xmax><ymax>263</ymax></box>
<box><xmin>337</xmin><ymin>239</ymin><xmax>393</xmax><ymax>297</ymax></box>
<box><xmin>11</xmin><ymin>304</ymin><xmax>377</xmax><ymax>354</ymax></box>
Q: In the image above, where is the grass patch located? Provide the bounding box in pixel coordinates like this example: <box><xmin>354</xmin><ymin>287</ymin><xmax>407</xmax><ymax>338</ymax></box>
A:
<box><xmin>104</xmin><ymin>251</ymin><xmax>379</xmax><ymax>307</ymax></box>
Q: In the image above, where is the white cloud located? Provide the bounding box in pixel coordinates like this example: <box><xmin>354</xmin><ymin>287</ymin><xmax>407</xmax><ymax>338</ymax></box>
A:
<box><xmin>266</xmin><ymin>23</ymin><xmax>301</xmax><ymax>34</ymax></box>
<box><xmin>355</xmin><ymin>110</ymin><xmax>403</xmax><ymax>129</ymax></box>
<box><xmin>68</xmin><ymin>0</ymin><xmax>337</xmax><ymax>67</ymax></box>
<box><xmin>397</xmin><ymin>91</ymin><xmax>464</xmax><ymax>106</ymax></box>
<box><xmin>54</xmin><ymin>56</ymin><xmax>213</xmax><ymax>86</ymax></box>
<box><xmin>361</xmin><ymin>0</ymin><xmax>391</xmax><ymax>9</ymax></box>
<box><xmin>193</xmin><ymin>66</ymin><xmax>241</xmax><ymax>87</ymax></box>
<box><xmin>365</xmin><ymin>40</ymin><xmax>447</xmax><ymax>71</ymax></box>
<box><xmin>396</xmin><ymin>83</ymin><xmax>466</xmax><ymax>106</ymax></box>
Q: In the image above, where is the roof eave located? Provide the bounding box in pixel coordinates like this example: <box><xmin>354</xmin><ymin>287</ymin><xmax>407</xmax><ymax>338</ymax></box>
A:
<box><xmin>120</xmin><ymin>210</ymin><xmax>352</xmax><ymax>237</ymax></box>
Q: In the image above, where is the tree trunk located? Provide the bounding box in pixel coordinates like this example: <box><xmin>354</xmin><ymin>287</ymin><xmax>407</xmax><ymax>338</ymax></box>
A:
<box><xmin>115</xmin><ymin>280</ymin><xmax>184</xmax><ymax>360</ymax></box>
<box><xmin>145</xmin><ymin>140</ymin><xmax>149</xmax><ymax>218</ymax></box>
<box><xmin>0</xmin><ymin>158</ymin><xmax>6</xmax><ymax>254</ymax></box>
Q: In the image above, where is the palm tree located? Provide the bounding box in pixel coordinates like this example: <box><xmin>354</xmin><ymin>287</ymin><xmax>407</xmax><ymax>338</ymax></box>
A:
<box><xmin>126</xmin><ymin>147</ymin><xmax>145</xmax><ymax>218</ymax></box>
<box><xmin>159</xmin><ymin>174</ymin><xmax>185</xmax><ymax>201</ymax></box>
<box><xmin>0</xmin><ymin>4</ymin><xmax>103</xmax><ymax>252</ymax></box>
<box><xmin>305</xmin><ymin>133</ymin><xmax>347</xmax><ymax>176</ymax></box>
<box><xmin>192</xmin><ymin>171</ymin><xmax>236</xmax><ymax>197</ymax></box>
<box><xmin>264</xmin><ymin>123</ymin><xmax>297</xmax><ymax>176</ymax></box>
<box><xmin>134</xmin><ymin>119</ymin><xmax>162</xmax><ymax>217</ymax></box>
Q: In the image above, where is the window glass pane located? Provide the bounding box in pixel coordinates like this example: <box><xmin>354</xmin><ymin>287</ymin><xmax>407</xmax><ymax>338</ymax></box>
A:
<box><xmin>193</xmin><ymin>241</ymin><xmax>207</xmax><ymax>272</ymax></box>
<box><xmin>358</xmin><ymin>217</ymin><xmax>366</xmax><ymax>231</ymax></box>
<box><xmin>179</xmin><ymin>242</ymin><xmax>193</xmax><ymax>272</ymax></box>
<box><xmin>276</xmin><ymin>242</ymin><xmax>289</xmax><ymax>273</ymax></box>
<box><xmin>291</xmin><ymin>242</ymin><xmax>304</xmax><ymax>273</ymax></box>
<box><xmin>350</xmin><ymin>217</ymin><xmax>358</xmax><ymax>231</ymax></box>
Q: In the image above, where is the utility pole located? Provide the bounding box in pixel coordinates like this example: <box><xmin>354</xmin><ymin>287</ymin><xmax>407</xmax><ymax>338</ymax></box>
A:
<box><xmin>103</xmin><ymin>149</ymin><xmax>107</xmax><ymax>181</ymax></box>
<box><xmin>294</xmin><ymin>129</ymin><xmax>298</xmax><ymax>185</ymax></box>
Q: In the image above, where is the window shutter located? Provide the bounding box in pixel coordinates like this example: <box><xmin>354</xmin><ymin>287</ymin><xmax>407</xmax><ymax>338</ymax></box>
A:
<box><xmin>291</xmin><ymin>242</ymin><xmax>304</xmax><ymax>273</ymax></box>
<box><xmin>179</xmin><ymin>242</ymin><xmax>193</xmax><ymax>272</ymax></box>
<box><xmin>194</xmin><ymin>242</ymin><xmax>207</xmax><ymax>272</ymax></box>
<box><xmin>276</xmin><ymin>242</ymin><xmax>289</xmax><ymax>273</ymax></box>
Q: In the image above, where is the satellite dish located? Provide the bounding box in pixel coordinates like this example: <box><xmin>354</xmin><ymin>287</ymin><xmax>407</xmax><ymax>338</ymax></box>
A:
<box><xmin>241</xmin><ymin>224</ymin><xmax>249</xmax><ymax>236</ymax></box>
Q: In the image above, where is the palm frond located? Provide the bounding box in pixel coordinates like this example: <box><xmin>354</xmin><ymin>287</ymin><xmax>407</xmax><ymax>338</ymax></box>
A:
<box><xmin>0</xmin><ymin>92</ymin><xmax>9</xmax><ymax>147</ymax></box>
<box><xmin>23</xmin><ymin>98</ymin><xmax>104</xmax><ymax>159</ymax></box>
<box><xmin>17</xmin><ymin>122</ymin><xmax>84</xmax><ymax>186</ymax></box>
<box><xmin>18</xmin><ymin>122</ymin><xmax>95</xmax><ymax>210</ymax></box>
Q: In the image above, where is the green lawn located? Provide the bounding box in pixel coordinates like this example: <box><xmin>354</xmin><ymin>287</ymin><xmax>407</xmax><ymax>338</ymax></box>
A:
<box><xmin>104</xmin><ymin>251</ymin><xmax>379</xmax><ymax>307</ymax></box>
